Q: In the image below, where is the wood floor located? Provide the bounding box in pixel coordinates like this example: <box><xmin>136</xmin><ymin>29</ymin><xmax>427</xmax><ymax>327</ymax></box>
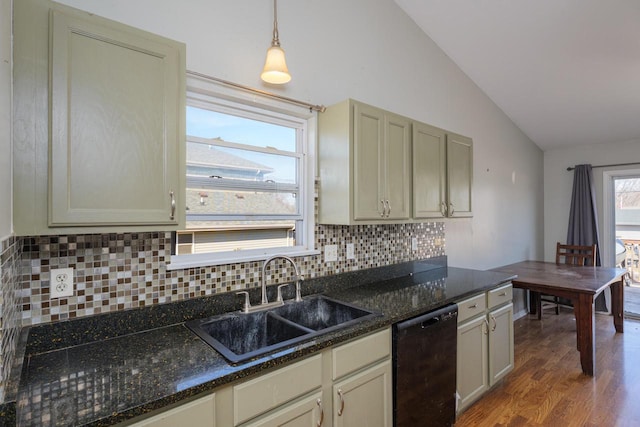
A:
<box><xmin>455</xmin><ymin>309</ymin><xmax>640</xmax><ymax>427</ymax></box>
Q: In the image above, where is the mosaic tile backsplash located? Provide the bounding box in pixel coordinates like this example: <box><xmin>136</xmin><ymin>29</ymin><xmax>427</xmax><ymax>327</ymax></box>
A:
<box><xmin>0</xmin><ymin>235</ymin><xmax>22</xmax><ymax>401</ymax></box>
<box><xmin>18</xmin><ymin>223</ymin><xmax>445</xmax><ymax>326</ymax></box>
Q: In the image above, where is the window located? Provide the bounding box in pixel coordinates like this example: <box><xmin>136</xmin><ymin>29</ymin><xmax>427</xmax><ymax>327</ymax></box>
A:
<box><xmin>168</xmin><ymin>75</ymin><xmax>317</xmax><ymax>269</ymax></box>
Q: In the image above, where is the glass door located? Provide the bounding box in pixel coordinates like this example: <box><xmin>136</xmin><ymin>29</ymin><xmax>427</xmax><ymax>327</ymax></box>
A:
<box><xmin>614</xmin><ymin>176</ymin><xmax>640</xmax><ymax>318</ymax></box>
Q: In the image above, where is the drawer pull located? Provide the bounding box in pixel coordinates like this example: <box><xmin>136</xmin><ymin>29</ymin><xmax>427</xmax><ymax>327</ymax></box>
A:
<box><xmin>498</xmin><ymin>292</ymin><xmax>507</xmax><ymax>297</ymax></box>
<box><xmin>337</xmin><ymin>388</ymin><xmax>345</xmax><ymax>416</ymax></box>
<box><xmin>316</xmin><ymin>398</ymin><xmax>324</xmax><ymax>426</ymax></box>
<box><xmin>490</xmin><ymin>315</ymin><xmax>497</xmax><ymax>332</ymax></box>
<box><xmin>468</xmin><ymin>303</ymin><xmax>478</xmax><ymax>309</ymax></box>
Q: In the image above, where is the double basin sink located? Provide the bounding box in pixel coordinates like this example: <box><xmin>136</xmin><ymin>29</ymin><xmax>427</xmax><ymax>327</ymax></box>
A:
<box><xmin>186</xmin><ymin>295</ymin><xmax>380</xmax><ymax>364</ymax></box>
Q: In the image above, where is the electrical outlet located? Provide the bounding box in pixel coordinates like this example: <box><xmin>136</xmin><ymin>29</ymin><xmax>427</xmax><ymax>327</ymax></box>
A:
<box><xmin>411</xmin><ymin>237</ymin><xmax>418</xmax><ymax>252</ymax></box>
<box><xmin>346</xmin><ymin>243</ymin><xmax>355</xmax><ymax>260</ymax></box>
<box><xmin>325</xmin><ymin>244</ymin><xmax>338</xmax><ymax>262</ymax></box>
<box><xmin>50</xmin><ymin>267</ymin><xmax>74</xmax><ymax>298</ymax></box>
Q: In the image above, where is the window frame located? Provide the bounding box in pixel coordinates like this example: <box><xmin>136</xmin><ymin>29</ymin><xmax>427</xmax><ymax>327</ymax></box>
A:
<box><xmin>167</xmin><ymin>74</ymin><xmax>318</xmax><ymax>270</ymax></box>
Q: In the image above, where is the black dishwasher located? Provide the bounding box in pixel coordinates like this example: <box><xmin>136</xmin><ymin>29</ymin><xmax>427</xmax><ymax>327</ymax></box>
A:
<box><xmin>393</xmin><ymin>304</ymin><xmax>458</xmax><ymax>427</ymax></box>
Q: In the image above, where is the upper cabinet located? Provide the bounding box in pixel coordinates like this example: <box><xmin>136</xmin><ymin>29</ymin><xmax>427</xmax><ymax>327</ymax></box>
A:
<box><xmin>319</xmin><ymin>99</ymin><xmax>472</xmax><ymax>224</ymax></box>
<box><xmin>412</xmin><ymin>125</ymin><xmax>473</xmax><ymax>219</ymax></box>
<box><xmin>13</xmin><ymin>0</ymin><xmax>186</xmax><ymax>235</ymax></box>
<box><xmin>319</xmin><ymin>99</ymin><xmax>411</xmax><ymax>225</ymax></box>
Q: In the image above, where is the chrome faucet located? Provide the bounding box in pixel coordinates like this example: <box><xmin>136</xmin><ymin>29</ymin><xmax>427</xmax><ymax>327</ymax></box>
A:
<box><xmin>237</xmin><ymin>254</ymin><xmax>304</xmax><ymax>313</ymax></box>
<box><xmin>261</xmin><ymin>255</ymin><xmax>304</xmax><ymax>303</ymax></box>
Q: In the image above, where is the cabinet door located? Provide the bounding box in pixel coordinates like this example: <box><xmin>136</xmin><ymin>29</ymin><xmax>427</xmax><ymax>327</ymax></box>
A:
<box><xmin>131</xmin><ymin>394</ymin><xmax>215</xmax><ymax>427</ymax></box>
<box><xmin>49</xmin><ymin>8</ymin><xmax>185</xmax><ymax>226</ymax></box>
<box><xmin>353</xmin><ymin>102</ymin><xmax>385</xmax><ymax>220</ymax></box>
<box><xmin>243</xmin><ymin>392</ymin><xmax>324</xmax><ymax>427</ymax></box>
<box><xmin>333</xmin><ymin>360</ymin><xmax>392</xmax><ymax>427</ymax></box>
<box><xmin>488</xmin><ymin>303</ymin><xmax>514</xmax><ymax>386</ymax></box>
<box><xmin>446</xmin><ymin>133</ymin><xmax>473</xmax><ymax>217</ymax></box>
<box><xmin>412</xmin><ymin>122</ymin><xmax>446</xmax><ymax>218</ymax></box>
<box><xmin>456</xmin><ymin>315</ymin><xmax>489</xmax><ymax>412</ymax></box>
<box><xmin>383</xmin><ymin>113</ymin><xmax>411</xmax><ymax>220</ymax></box>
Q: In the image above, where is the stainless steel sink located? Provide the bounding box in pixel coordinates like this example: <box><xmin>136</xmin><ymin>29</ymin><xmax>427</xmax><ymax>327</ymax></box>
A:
<box><xmin>186</xmin><ymin>295</ymin><xmax>379</xmax><ymax>364</ymax></box>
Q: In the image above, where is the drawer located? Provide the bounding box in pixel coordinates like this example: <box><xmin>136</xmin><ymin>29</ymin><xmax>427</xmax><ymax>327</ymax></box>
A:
<box><xmin>131</xmin><ymin>394</ymin><xmax>214</xmax><ymax>427</ymax></box>
<box><xmin>233</xmin><ymin>354</ymin><xmax>322</xmax><ymax>425</ymax></box>
<box><xmin>488</xmin><ymin>283</ymin><xmax>513</xmax><ymax>309</ymax></box>
<box><xmin>457</xmin><ymin>293</ymin><xmax>487</xmax><ymax>323</ymax></box>
<box><xmin>332</xmin><ymin>328</ymin><xmax>391</xmax><ymax>380</ymax></box>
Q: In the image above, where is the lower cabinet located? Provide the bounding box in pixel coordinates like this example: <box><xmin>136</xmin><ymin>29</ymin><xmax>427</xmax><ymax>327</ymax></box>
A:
<box><xmin>243</xmin><ymin>391</ymin><xmax>324</xmax><ymax>427</ymax></box>
<box><xmin>456</xmin><ymin>284</ymin><xmax>514</xmax><ymax>414</ymax></box>
<box><xmin>129</xmin><ymin>394</ymin><xmax>215</xmax><ymax>426</ymax></box>
<box><xmin>217</xmin><ymin>328</ymin><xmax>392</xmax><ymax>427</ymax></box>
<box><xmin>332</xmin><ymin>360</ymin><xmax>392</xmax><ymax>427</ymax></box>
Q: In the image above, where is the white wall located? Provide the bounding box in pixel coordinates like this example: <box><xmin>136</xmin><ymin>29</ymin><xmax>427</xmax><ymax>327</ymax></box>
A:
<box><xmin>55</xmin><ymin>0</ymin><xmax>543</xmax><ymax>270</ymax></box>
<box><xmin>0</xmin><ymin>0</ymin><xmax>12</xmax><ymax>240</ymax></box>
<box><xmin>544</xmin><ymin>138</ymin><xmax>640</xmax><ymax>262</ymax></box>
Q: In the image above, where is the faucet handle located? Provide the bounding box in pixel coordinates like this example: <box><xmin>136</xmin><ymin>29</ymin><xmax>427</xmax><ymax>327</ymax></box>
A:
<box><xmin>236</xmin><ymin>291</ymin><xmax>251</xmax><ymax>313</ymax></box>
<box><xmin>277</xmin><ymin>284</ymin><xmax>290</xmax><ymax>302</ymax></box>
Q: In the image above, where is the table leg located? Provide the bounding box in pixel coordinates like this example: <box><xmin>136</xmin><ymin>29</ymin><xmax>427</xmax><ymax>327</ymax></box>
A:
<box><xmin>610</xmin><ymin>278</ymin><xmax>624</xmax><ymax>333</ymax></box>
<box><xmin>575</xmin><ymin>293</ymin><xmax>596</xmax><ymax>376</ymax></box>
<box><xmin>529</xmin><ymin>291</ymin><xmax>541</xmax><ymax>319</ymax></box>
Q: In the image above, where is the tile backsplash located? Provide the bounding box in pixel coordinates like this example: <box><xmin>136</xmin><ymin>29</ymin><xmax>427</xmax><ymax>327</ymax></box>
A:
<box><xmin>18</xmin><ymin>222</ymin><xmax>445</xmax><ymax>326</ymax></box>
<box><xmin>0</xmin><ymin>236</ymin><xmax>22</xmax><ymax>401</ymax></box>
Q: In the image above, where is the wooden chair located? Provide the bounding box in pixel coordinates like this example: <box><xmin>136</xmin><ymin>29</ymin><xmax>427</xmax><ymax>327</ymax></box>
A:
<box><xmin>538</xmin><ymin>242</ymin><xmax>597</xmax><ymax>316</ymax></box>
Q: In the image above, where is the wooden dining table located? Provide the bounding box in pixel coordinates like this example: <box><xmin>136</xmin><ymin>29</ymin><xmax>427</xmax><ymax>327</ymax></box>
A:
<box><xmin>490</xmin><ymin>261</ymin><xmax>627</xmax><ymax>376</ymax></box>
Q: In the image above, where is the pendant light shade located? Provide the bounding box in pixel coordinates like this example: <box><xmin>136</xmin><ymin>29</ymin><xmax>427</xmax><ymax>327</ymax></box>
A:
<box><xmin>261</xmin><ymin>0</ymin><xmax>291</xmax><ymax>84</ymax></box>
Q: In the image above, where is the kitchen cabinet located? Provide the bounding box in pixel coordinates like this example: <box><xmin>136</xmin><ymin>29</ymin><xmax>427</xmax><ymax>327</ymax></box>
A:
<box><xmin>212</xmin><ymin>328</ymin><xmax>391</xmax><ymax>427</ymax></box>
<box><xmin>318</xmin><ymin>98</ymin><xmax>473</xmax><ymax>224</ymax></box>
<box><xmin>232</xmin><ymin>355</ymin><xmax>323</xmax><ymax>426</ymax></box>
<box><xmin>129</xmin><ymin>394</ymin><xmax>215</xmax><ymax>426</ymax></box>
<box><xmin>412</xmin><ymin>122</ymin><xmax>473</xmax><ymax>218</ymax></box>
<box><xmin>332</xmin><ymin>361</ymin><xmax>392</xmax><ymax>427</ymax></box>
<box><xmin>456</xmin><ymin>283</ymin><xmax>514</xmax><ymax>413</ymax></box>
<box><xmin>318</xmin><ymin>99</ymin><xmax>411</xmax><ymax>224</ymax></box>
<box><xmin>331</xmin><ymin>328</ymin><xmax>393</xmax><ymax>427</ymax></box>
<box><xmin>13</xmin><ymin>0</ymin><xmax>186</xmax><ymax>235</ymax></box>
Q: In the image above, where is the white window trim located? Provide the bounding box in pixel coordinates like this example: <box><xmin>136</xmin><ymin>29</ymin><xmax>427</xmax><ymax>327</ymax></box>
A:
<box><xmin>167</xmin><ymin>74</ymin><xmax>318</xmax><ymax>270</ymax></box>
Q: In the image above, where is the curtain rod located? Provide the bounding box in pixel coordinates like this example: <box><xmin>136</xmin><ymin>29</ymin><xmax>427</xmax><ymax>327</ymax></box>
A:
<box><xmin>186</xmin><ymin>70</ymin><xmax>326</xmax><ymax>113</ymax></box>
<box><xmin>566</xmin><ymin>162</ymin><xmax>640</xmax><ymax>171</ymax></box>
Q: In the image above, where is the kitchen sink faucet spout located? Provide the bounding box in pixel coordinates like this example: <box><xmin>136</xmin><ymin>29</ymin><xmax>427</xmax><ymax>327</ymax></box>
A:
<box><xmin>261</xmin><ymin>255</ymin><xmax>304</xmax><ymax>304</ymax></box>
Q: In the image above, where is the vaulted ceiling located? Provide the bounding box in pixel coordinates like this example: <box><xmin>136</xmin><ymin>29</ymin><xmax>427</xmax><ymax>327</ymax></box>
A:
<box><xmin>395</xmin><ymin>0</ymin><xmax>640</xmax><ymax>151</ymax></box>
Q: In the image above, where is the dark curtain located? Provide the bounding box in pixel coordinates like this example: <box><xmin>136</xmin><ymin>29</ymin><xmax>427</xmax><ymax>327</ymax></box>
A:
<box><xmin>566</xmin><ymin>164</ymin><xmax>601</xmax><ymax>265</ymax></box>
<box><xmin>567</xmin><ymin>164</ymin><xmax>606</xmax><ymax>310</ymax></box>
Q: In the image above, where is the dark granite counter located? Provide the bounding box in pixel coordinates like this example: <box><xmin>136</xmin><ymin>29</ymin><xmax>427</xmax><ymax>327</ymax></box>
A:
<box><xmin>14</xmin><ymin>258</ymin><xmax>515</xmax><ymax>426</ymax></box>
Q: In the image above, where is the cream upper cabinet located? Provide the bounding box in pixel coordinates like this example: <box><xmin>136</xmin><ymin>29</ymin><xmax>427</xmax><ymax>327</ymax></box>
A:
<box><xmin>412</xmin><ymin>122</ymin><xmax>446</xmax><ymax>218</ymax></box>
<box><xmin>319</xmin><ymin>99</ymin><xmax>410</xmax><ymax>224</ymax></box>
<box><xmin>13</xmin><ymin>0</ymin><xmax>185</xmax><ymax>235</ymax></box>
<box><xmin>319</xmin><ymin>98</ymin><xmax>472</xmax><ymax>224</ymax></box>
<box><xmin>412</xmin><ymin>124</ymin><xmax>473</xmax><ymax>219</ymax></box>
<box><xmin>446</xmin><ymin>132</ymin><xmax>473</xmax><ymax>218</ymax></box>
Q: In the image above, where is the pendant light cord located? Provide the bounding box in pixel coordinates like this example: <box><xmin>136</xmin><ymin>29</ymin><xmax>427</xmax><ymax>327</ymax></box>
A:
<box><xmin>272</xmin><ymin>0</ymin><xmax>280</xmax><ymax>46</ymax></box>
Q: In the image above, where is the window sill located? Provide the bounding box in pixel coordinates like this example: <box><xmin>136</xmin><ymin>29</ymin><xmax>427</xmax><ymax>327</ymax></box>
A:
<box><xmin>166</xmin><ymin>248</ymin><xmax>321</xmax><ymax>271</ymax></box>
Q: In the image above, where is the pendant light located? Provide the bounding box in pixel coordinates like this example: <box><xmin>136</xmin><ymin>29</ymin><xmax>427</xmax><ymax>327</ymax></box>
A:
<box><xmin>261</xmin><ymin>0</ymin><xmax>291</xmax><ymax>84</ymax></box>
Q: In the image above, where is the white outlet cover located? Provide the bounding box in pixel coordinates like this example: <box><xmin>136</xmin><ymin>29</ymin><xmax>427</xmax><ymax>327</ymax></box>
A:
<box><xmin>411</xmin><ymin>237</ymin><xmax>418</xmax><ymax>252</ymax></box>
<box><xmin>346</xmin><ymin>243</ymin><xmax>355</xmax><ymax>260</ymax></box>
<box><xmin>51</xmin><ymin>267</ymin><xmax>74</xmax><ymax>298</ymax></box>
<box><xmin>325</xmin><ymin>244</ymin><xmax>338</xmax><ymax>262</ymax></box>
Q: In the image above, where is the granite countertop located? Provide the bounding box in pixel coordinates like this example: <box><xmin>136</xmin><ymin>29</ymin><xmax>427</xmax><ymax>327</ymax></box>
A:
<box><xmin>13</xmin><ymin>258</ymin><xmax>515</xmax><ymax>426</ymax></box>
